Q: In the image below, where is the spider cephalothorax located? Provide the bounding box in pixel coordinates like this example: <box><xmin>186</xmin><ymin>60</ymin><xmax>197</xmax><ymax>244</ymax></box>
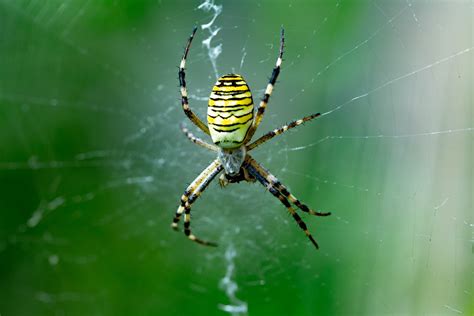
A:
<box><xmin>217</xmin><ymin>147</ymin><xmax>247</xmax><ymax>176</ymax></box>
<box><xmin>172</xmin><ymin>27</ymin><xmax>331</xmax><ymax>249</ymax></box>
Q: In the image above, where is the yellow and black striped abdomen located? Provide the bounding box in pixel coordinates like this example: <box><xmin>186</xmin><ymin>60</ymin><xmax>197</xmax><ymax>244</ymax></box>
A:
<box><xmin>207</xmin><ymin>74</ymin><xmax>254</xmax><ymax>149</ymax></box>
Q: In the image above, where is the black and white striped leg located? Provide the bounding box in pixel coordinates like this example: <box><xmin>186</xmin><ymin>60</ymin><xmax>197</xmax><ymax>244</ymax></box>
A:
<box><xmin>244</xmin><ymin>28</ymin><xmax>285</xmax><ymax>143</ymax></box>
<box><xmin>182</xmin><ymin>201</ymin><xmax>217</xmax><ymax>247</ymax></box>
<box><xmin>179</xmin><ymin>27</ymin><xmax>210</xmax><ymax>135</ymax></box>
<box><xmin>247</xmin><ymin>113</ymin><xmax>321</xmax><ymax>151</ymax></box>
<box><xmin>172</xmin><ymin>159</ymin><xmax>223</xmax><ymax>246</ymax></box>
<box><xmin>171</xmin><ymin>159</ymin><xmax>222</xmax><ymax>230</ymax></box>
<box><xmin>244</xmin><ymin>157</ymin><xmax>321</xmax><ymax>249</ymax></box>
<box><xmin>180</xmin><ymin>123</ymin><xmax>219</xmax><ymax>152</ymax></box>
<box><xmin>246</xmin><ymin>157</ymin><xmax>330</xmax><ymax>217</ymax></box>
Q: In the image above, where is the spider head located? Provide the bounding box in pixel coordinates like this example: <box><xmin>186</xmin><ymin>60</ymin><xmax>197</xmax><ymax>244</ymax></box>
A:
<box><xmin>217</xmin><ymin>146</ymin><xmax>246</xmax><ymax>176</ymax></box>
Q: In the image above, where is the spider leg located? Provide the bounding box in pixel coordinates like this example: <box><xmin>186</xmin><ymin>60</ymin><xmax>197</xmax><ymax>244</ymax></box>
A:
<box><xmin>180</xmin><ymin>123</ymin><xmax>219</xmax><ymax>152</ymax></box>
<box><xmin>243</xmin><ymin>28</ymin><xmax>285</xmax><ymax>144</ymax></box>
<box><xmin>246</xmin><ymin>113</ymin><xmax>322</xmax><ymax>151</ymax></box>
<box><xmin>171</xmin><ymin>159</ymin><xmax>220</xmax><ymax>228</ymax></box>
<box><xmin>246</xmin><ymin>156</ymin><xmax>330</xmax><ymax>216</ymax></box>
<box><xmin>171</xmin><ymin>159</ymin><xmax>223</xmax><ymax>246</ymax></box>
<box><xmin>244</xmin><ymin>156</ymin><xmax>321</xmax><ymax>249</ymax></box>
<box><xmin>179</xmin><ymin>27</ymin><xmax>210</xmax><ymax>135</ymax></box>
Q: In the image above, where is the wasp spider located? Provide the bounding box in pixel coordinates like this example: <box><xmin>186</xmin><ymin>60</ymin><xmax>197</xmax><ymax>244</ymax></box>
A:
<box><xmin>172</xmin><ymin>27</ymin><xmax>330</xmax><ymax>249</ymax></box>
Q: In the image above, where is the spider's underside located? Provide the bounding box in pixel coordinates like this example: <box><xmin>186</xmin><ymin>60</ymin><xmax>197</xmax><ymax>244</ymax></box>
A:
<box><xmin>172</xmin><ymin>27</ymin><xmax>330</xmax><ymax>249</ymax></box>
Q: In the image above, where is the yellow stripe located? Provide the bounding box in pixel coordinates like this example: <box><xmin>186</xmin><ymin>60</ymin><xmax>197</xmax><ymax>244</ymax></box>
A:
<box><xmin>209</xmin><ymin>98</ymin><xmax>253</xmax><ymax>107</ymax></box>
<box><xmin>210</xmin><ymin>91</ymin><xmax>252</xmax><ymax>99</ymax></box>
<box><xmin>212</xmin><ymin>85</ymin><xmax>249</xmax><ymax>92</ymax></box>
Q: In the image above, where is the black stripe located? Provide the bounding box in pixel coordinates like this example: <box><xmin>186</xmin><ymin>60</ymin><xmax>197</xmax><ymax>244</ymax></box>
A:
<box><xmin>211</xmin><ymin>90</ymin><xmax>249</xmax><ymax>96</ymax></box>
<box><xmin>213</xmin><ymin>88</ymin><xmax>250</xmax><ymax>94</ymax></box>
<box><xmin>178</xmin><ymin>69</ymin><xmax>186</xmax><ymax>87</ymax></box>
<box><xmin>210</xmin><ymin>96</ymin><xmax>252</xmax><ymax>101</ymax></box>
<box><xmin>210</xmin><ymin>105</ymin><xmax>252</xmax><ymax>109</ymax></box>
<box><xmin>256</xmin><ymin>107</ymin><xmax>266</xmax><ymax>117</ymax></box>
<box><xmin>211</xmin><ymin>107</ymin><xmax>248</xmax><ymax>113</ymax></box>
<box><xmin>209</xmin><ymin>116</ymin><xmax>253</xmax><ymax>127</ymax></box>
<box><xmin>218</xmin><ymin>77</ymin><xmax>243</xmax><ymax>82</ymax></box>
<box><xmin>208</xmin><ymin>111</ymin><xmax>253</xmax><ymax>119</ymax></box>
<box><xmin>229</xmin><ymin>111</ymin><xmax>253</xmax><ymax>119</ymax></box>
<box><xmin>211</xmin><ymin>109</ymin><xmax>253</xmax><ymax>117</ymax></box>
<box><xmin>215</xmin><ymin>81</ymin><xmax>247</xmax><ymax>87</ymax></box>
<box><xmin>269</xmin><ymin>187</ymin><xmax>288</xmax><ymax>206</ymax></box>
<box><xmin>221</xmin><ymin>74</ymin><xmax>240</xmax><ymax>78</ymax></box>
<box><xmin>269</xmin><ymin>66</ymin><xmax>280</xmax><ymax>85</ymax></box>
<box><xmin>211</xmin><ymin>126</ymin><xmax>240</xmax><ymax>133</ymax></box>
<box><xmin>209</xmin><ymin>100</ymin><xmax>253</xmax><ymax>108</ymax></box>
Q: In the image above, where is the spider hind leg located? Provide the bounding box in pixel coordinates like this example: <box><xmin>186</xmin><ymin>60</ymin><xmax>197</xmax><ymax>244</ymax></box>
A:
<box><xmin>183</xmin><ymin>202</ymin><xmax>218</xmax><ymax>247</ymax></box>
<box><xmin>247</xmin><ymin>156</ymin><xmax>330</xmax><ymax>217</ymax></box>
<box><xmin>171</xmin><ymin>159</ymin><xmax>223</xmax><ymax>247</ymax></box>
<box><xmin>244</xmin><ymin>155</ymin><xmax>324</xmax><ymax>249</ymax></box>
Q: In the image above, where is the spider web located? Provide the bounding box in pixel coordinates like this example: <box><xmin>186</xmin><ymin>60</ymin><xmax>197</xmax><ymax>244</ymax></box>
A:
<box><xmin>0</xmin><ymin>0</ymin><xmax>472</xmax><ymax>315</ymax></box>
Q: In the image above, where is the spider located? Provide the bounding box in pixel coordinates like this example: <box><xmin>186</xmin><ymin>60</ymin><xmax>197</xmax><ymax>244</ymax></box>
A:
<box><xmin>172</xmin><ymin>27</ymin><xmax>331</xmax><ymax>249</ymax></box>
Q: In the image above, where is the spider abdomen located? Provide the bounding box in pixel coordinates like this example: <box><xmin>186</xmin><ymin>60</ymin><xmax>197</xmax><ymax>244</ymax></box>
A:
<box><xmin>207</xmin><ymin>74</ymin><xmax>254</xmax><ymax>149</ymax></box>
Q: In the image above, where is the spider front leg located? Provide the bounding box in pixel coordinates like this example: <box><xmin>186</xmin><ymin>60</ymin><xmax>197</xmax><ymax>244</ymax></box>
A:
<box><xmin>172</xmin><ymin>159</ymin><xmax>223</xmax><ymax>246</ymax></box>
<box><xmin>179</xmin><ymin>27</ymin><xmax>210</xmax><ymax>135</ymax></box>
<box><xmin>244</xmin><ymin>156</ymin><xmax>323</xmax><ymax>249</ymax></box>
<box><xmin>243</xmin><ymin>28</ymin><xmax>285</xmax><ymax>143</ymax></box>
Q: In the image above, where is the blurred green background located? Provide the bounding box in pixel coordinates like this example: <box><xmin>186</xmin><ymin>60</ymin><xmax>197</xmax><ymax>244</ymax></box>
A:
<box><xmin>0</xmin><ymin>0</ymin><xmax>472</xmax><ymax>315</ymax></box>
